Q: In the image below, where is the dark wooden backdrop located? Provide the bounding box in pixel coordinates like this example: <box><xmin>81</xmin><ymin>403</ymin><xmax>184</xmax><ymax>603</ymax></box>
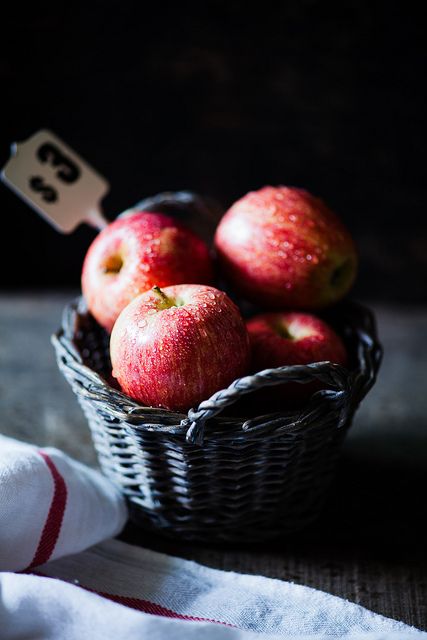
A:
<box><xmin>0</xmin><ymin>2</ymin><xmax>425</xmax><ymax>301</ymax></box>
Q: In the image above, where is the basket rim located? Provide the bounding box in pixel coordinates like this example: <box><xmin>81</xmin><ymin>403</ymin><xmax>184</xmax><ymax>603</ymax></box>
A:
<box><xmin>52</xmin><ymin>297</ymin><xmax>382</xmax><ymax>444</ymax></box>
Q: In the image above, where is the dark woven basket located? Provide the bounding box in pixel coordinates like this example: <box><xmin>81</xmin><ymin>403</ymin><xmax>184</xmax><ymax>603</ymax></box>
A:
<box><xmin>52</xmin><ymin>297</ymin><xmax>381</xmax><ymax>543</ymax></box>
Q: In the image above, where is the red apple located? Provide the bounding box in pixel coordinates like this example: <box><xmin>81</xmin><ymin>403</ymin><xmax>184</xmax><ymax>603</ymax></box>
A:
<box><xmin>247</xmin><ymin>311</ymin><xmax>347</xmax><ymax>407</ymax></box>
<box><xmin>82</xmin><ymin>212</ymin><xmax>214</xmax><ymax>332</ymax></box>
<box><xmin>110</xmin><ymin>284</ymin><xmax>250</xmax><ymax>412</ymax></box>
<box><xmin>247</xmin><ymin>312</ymin><xmax>347</xmax><ymax>369</ymax></box>
<box><xmin>214</xmin><ymin>186</ymin><xmax>357</xmax><ymax>309</ymax></box>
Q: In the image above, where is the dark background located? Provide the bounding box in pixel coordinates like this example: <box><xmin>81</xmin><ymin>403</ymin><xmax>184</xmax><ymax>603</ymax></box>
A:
<box><xmin>0</xmin><ymin>1</ymin><xmax>425</xmax><ymax>302</ymax></box>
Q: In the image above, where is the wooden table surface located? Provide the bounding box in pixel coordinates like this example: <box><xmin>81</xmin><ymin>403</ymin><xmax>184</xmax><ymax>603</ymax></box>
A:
<box><xmin>1</xmin><ymin>293</ymin><xmax>426</xmax><ymax>630</ymax></box>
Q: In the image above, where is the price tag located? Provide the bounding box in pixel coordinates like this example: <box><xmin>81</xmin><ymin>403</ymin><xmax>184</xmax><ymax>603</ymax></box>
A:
<box><xmin>1</xmin><ymin>129</ymin><xmax>109</xmax><ymax>232</ymax></box>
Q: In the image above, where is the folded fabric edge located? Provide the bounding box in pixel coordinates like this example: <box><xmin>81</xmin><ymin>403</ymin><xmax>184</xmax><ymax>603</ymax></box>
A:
<box><xmin>1</xmin><ymin>572</ymin><xmax>426</xmax><ymax>640</ymax></box>
<box><xmin>34</xmin><ymin>538</ymin><xmax>426</xmax><ymax>637</ymax></box>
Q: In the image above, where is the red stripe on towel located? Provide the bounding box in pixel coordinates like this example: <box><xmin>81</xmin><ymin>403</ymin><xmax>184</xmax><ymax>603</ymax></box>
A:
<box><xmin>93</xmin><ymin>591</ymin><xmax>235</xmax><ymax>626</ymax></box>
<box><xmin>31</xmin><ymin>571</ymin><xmax>234</xmax><ymax>627</ymax></box>
<box><xmin>27</xmin><ymin>452</ymin><xmax>68</xmax><ymax>568</ymax></box>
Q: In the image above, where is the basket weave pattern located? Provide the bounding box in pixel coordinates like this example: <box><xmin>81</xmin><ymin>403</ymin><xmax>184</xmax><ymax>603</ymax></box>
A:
<box><xmin>53</xmin><ymin>298</ymin><xmax>381</xmax><ymax>542</ymax></box>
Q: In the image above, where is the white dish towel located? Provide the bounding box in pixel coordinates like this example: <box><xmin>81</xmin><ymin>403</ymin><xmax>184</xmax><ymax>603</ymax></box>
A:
<box><xmin>0</xmin><ymin>434</ymin><xmax>425</xmax><ymax>639</ymax></box>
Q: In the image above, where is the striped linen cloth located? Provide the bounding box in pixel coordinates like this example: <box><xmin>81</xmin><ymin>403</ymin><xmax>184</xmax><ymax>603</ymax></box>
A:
<box><xmin>0</xmin><ymin>434</ymin><xmax>425</xmax><ymax>639</ymax></box>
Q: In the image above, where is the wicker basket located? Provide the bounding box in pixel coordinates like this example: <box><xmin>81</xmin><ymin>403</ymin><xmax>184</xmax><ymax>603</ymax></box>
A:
<box><xmin>52</xmin><ymin>296</ymin><xmax>381</xmax><ymax>543</ymax></box>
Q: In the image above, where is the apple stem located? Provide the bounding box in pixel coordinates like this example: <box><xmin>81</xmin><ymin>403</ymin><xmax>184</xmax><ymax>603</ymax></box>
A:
<box><xmin>152</xmin><ymin>285</ymin><xmax>173</xmax><ymax>308</ymax></box>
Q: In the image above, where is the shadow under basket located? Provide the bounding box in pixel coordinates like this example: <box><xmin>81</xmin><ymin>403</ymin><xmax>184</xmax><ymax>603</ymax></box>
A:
<box><xmin>52</xmin><ymin>298</ymin><xmax>382</xmax><ymax>543</ymax></box>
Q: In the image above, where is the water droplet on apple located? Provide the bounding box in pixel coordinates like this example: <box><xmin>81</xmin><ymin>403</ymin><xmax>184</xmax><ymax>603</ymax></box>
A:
<box><xmin>306</xmin><ymin>254</ymin><xmax>312</xmax><ymax>261</ymax></box>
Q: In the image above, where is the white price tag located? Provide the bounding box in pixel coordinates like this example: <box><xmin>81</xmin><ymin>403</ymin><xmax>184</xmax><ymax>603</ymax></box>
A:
<box><xmin>1</xmin><ymin>129</ymin><xmax>109</xmax><ymax>232</ymax></box>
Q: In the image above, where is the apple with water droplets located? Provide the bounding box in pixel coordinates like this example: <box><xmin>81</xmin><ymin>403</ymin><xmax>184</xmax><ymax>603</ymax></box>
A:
<box><xmin>82</xmin><ymin>211</ymin><xmax>213</xmax><ymax>332</ymax></box>
<box><xmin>247</xmin><ymin>311</ymin><xmax>347</xmax><ymax>406</ymax></box>
<box><xmin>248</xmin><ymin>311</ymin><xmax>347</xmax><ymax>370</ymax></box>
<box><xmin>214</xmin><ymin>186</ymin><xmax>357</xmax><ymax>309</ymax></box>
<box><xmin>110</xmin><ymin>284</ymin><xmax>250</xmax><ymax>411</ymax></box>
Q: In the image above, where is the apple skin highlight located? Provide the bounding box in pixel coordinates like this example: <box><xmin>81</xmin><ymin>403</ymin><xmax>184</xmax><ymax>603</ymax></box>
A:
<box><xmin>82</xmin><ymin>211</ymin><xmax>213</xmax><ymax>333</ymax></box>
<box><xmin>214</xmin><ymin>186</ymin><xmax>357</xmax><ymax>310</ymax></box>
<box><xmin>110</xmin><ymin>284</ymin><xmax>250</xmax><ymax>412</ymax></box>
